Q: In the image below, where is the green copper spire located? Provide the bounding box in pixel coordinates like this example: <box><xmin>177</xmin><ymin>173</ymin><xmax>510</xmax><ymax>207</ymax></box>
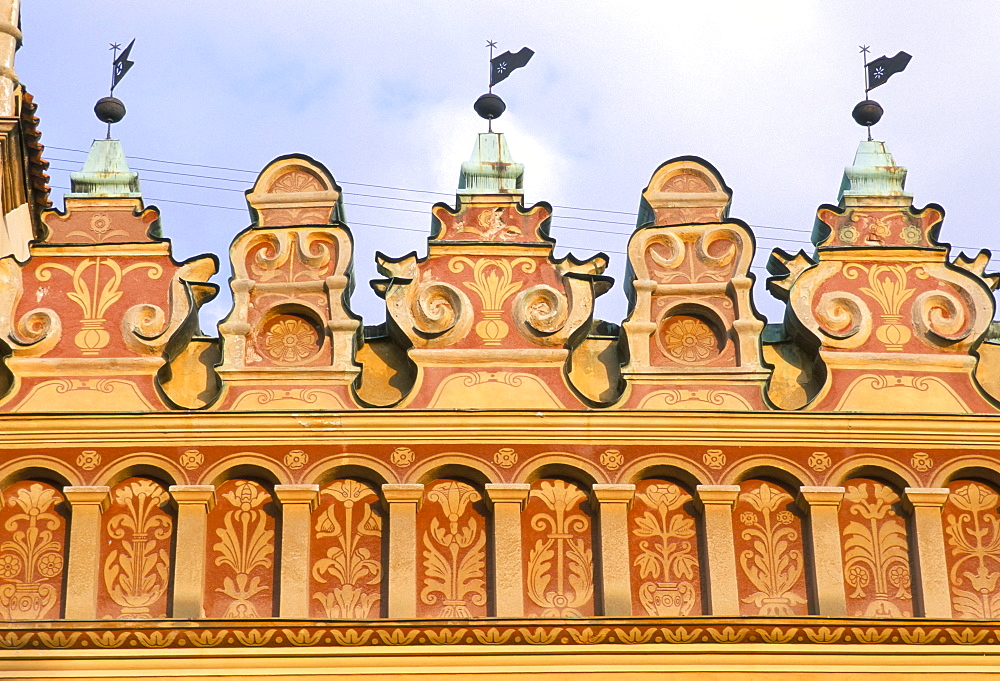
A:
<box><xmin>838</xmin><ymin>140</ymin><xmax>910</xmax><ymax>204</ymax></box>
<box><xmin>66</xmin><ymin>138</ymin><xmax>141</xmax><ymax>198</ymax></box>
<box><xmin>458</xmin><ymin>132</ymin><xmax>524</xmax><ymax>197</ymax></box>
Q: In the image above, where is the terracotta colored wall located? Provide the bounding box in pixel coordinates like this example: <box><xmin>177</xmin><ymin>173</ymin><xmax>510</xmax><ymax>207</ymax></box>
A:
<box><xmin>416</xmin><ymin>479</ymin><xmax>488</xmax><ymax>617</ymax></box>
<box><xmin>839</xmin><ymin>478</ymin><xmax>914</xmax><ymax>617</ymax></box>
<box><xmin>522</xmin><ymin>478</ymin><xmax>595</xmax><ymax>617</ymax></box>
<box><xmin>204</xmin><ymin>479</ymin><xmax>277</xmax><ymax>618</ymax></box>
<box><xmin>309</xmin><ymin>478</ymin><xmax>383</xmax><ymax>618</ymax></box>
<box><xmin>733</xmin><ymin>479</ymin><xmax>809</xmax><ymax>616</ymax></box>
<box><xmin>0</xmin><ymin>480</ymin><xmax>66</xmax><ymax>620</ymax></box>
<box><xmin>97</xmin><ymin>477</ymin><xmax>172</xmax><ymax>619</ymax></box>
<box><xmin>628</xmin><ymin>478</ymin><xmax>702</xmax><ymax>616</ymax></box>
<box><xmin>942</xmin><ymin>478</ymin><xmax>1000</xmax><ymax>619</ymax></box>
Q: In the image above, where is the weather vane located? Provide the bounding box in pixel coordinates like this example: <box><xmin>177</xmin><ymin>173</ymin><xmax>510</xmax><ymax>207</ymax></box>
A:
<box><xmin>95</xmin><ymin>39</ymin><xmax>136</xmax><ymax>139</ymax></box>
<box><xmin>473</xmin><ymin>41</ymin><xmax>535</xmax><ymax>132</ymax></box>
<box><xmin>852</xmin><ymin>45</ymin><xmax>912</xmax><ymax>141</ymax></box>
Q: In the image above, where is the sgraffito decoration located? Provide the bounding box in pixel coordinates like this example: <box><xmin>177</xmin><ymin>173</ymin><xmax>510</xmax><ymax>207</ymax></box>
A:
<box><xmin>98</xmin><ymin>478</ymin><xmax>172</xmax><ymax>619</ymax></box>
<box><xmin>768</xmin><ymin>141</ymin><xmax>999</xmax><ymax>412</ymax></box>
<box><xmin>943</xmin><ymin>480</ymin><xmax>1000</xmax><ymax>619</ymax></box>
<box><xmin>206</xmin><ymin>480</ymin><xmax>276</xmax><ymax>618</ymax></box>
<box><xmin>310</xmin><ymin>479</ymin><xmax>383</xmax><ymax>618</ymax></box>
<box><xmin>216</xmin><ymin>155</ymin><xmax>361</xmax><ymax>411</ymax></box>
<box><xmin>628</xmin><ymin>479</ymin><xmax>701</xmax><ymax>616</ymax></box>
<box><xmin>621</xmin><ymin>158</ymin><xmax>769</xmax><ymax>410</ymax></box>
<box><xmin>523</xmin><ymin>479</ymin><xmax>595</xmax><ymax>617</ymax></box>
<box><xmin>371</xmin><ymin>133</ymin><xmax>611</xmax><ymax>409</ymax></box>
<box><xmin>733</xmin><ymin>480</ymin><xmax>808</xmax><ymax>616</ymax></box>
<box><xmin>0</xmin><ymin>178</ymin><xmax>217</xmax><ymax>412</ymax></box>
<box><xmin>417</xmin><ymin>479</ymin><xmax>487</xmax><ymax>617</ymax></box>
<box><xmin>0</xmin><ymin>481</ymin><xmax>65</xmax><ymax>620</ymax></box>
<box><xmin>839</xmin><ymin>478</ymin><xmax>913</xmax><ymax>617</ymax></box>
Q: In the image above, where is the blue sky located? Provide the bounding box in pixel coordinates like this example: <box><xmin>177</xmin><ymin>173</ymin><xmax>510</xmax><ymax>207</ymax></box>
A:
<box><xmin>19</xmin><ymin>1</ymin><xmax>1000</xmax><ymax>325</ymax></box>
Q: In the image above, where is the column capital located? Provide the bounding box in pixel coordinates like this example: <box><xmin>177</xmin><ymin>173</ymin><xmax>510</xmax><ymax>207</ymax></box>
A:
<box><xmin>695</xmin><ymin>484</ymin><xmax>740</xmax><ymax>509</ymax></box>
<box><xmin>274</xmin><ymin>484</ymin><xmax>320</xmax><ymax>511</ymax></box>
<box><xmin>382</xmin><ymin>483</ymin><xmax>424</xmax><ymax>505</ymax></box>
<box><xmin>796</xmin><ymin>486</ymin><xmax>845</xmax><ymax>512</ymax></box>
<box><xmin>63</xmin><ymin>486</ymin><xmax>110</xmax><ymax>512</ymax></box>
<box><xmin>485</xmin><ymin>483</ymin><xmax>530</xmax><ymax>508</ymax></box>
<box><xmin>169</xmin><ymin>484</ymin><xmax>216</xmax><ymax>511</ymax></box>
<box><xmin>904</xmin><ymin>487</ymin><xmax>950</xmax><ymax>511</ymax></box>
<box><xmin>593</xmin><ymin>483</ymin><xmax>636</xmax><ymax>504</ymax></box>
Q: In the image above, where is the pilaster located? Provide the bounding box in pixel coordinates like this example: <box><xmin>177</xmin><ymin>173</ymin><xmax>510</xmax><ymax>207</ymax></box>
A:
<box><xmin>168</xmin><ymin>485</ymin><xmax>215</xmax><ymax>619</ymax></box>
<box><xmin>592</xmin><ymin>484</ymin><xmax>635</xmax><ymax>616</ymax></box>
<box><xmin>62</xmin><ymin>486</ymin><xmax>110</xmax><ymax>620</ymax></box>
<box><xmin>485</xmin><ymin>483</ymin><xmax>530</xmax><ymax>617</ymax></box>
<box><xmin>695</xmin><ymin>485</ymin><xmax>740</xmax><ymax>616</ymax></box>
<box><xmin>274</xmin><ymin>484</ymin><xmax>320</xmax><ymax>618</ymax></box>
<box><xmin>382</xmin><ymin>483</ymin><xmax>424</xmax><ymax>618</ymax></box>
<box><xmin>904</xmin><ymin>487</ymin><xmax>952</xmax><ymax>618</ymax></box>
<box><xmin>796</xmin><ymin>486</ymin><xmax>847</xmax><ymax>616</ymax></box>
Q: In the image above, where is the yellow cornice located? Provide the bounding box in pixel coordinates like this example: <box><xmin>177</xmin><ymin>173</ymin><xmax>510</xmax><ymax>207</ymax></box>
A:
<box><xmin>0</xmin><ymin>410</ymin><xmax>998</xmax><ymax>449</ymax></box>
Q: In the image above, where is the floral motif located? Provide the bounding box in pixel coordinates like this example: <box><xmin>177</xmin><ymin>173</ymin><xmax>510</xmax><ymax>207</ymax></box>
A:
<box><xmin>493</xmin><ymin>448</ymin><xmax>518</xmax><ymax>469</ymax></box>
<box><xmin>262</xmin><ymin>316</ymin><xmax>320</xmax><ymax>364</ymax></box>
<box><xmin>703</xmin><ymin>449</ymin><xmax>726</xmax><ymax>470</ymax></box>
<box><xmin>419</xmin><ymin>480</ymin><xmax>487</xmax><ymax>617</ymax></box>
<box><xmin>599</xmin><ymin>449</ymin><xmax>624</xmax><ymax>471</ymax></box>
<box><xmin>525</xmin><ymin>480</ymin><xmax>594</xmax><ymax>617</ymax></box>
<box><xmin>390</xmin><ymin>447</ymin><xmax>415</xmax><ymax>468</ymax></box>
<box><xmin>211</xmin><ymin>481</ymin><xmax>275</xmax><ymax>618</ymax></box>
<box><xmin>631</xmin><ymin>481</ymin><xmax>699</xmax><ymax>616</ymax></box>
<box><xmin>0</xmin><ymin>482</ymin><xmax>65</xmax><ymax>620</ymax></box>
<box><xmin>944</xmin><ymin>481</ymin><xmax>1000</xmax><ymax>619</ymax></box>
<box><xmin>284</xmin><ymin>449</ymin><xmax>308</xmax><ymax>470</ymax></box>
<box><xmin>101</xmin><ymin>479</ymin><xmax>172</xmax><ymax>618</ymax></box>
<box><xmin>269</xmin><ymin>169</ymin><xmax>324</xmax><ymax>194</ymax></box>
<box><xmin>910</xmin><ymin>451</ymin><xmax>934</xmax><ymax>473</ymax></box>
<box><xmin>736</xmin><ymin>482</ymin><xmax>807</xmax><ymax>616</ymax></box>
<box><xmin>808</xmin><ymin>451</ymin><xmax>832</xmax><ymax>472</ymax></box>
<box><xmin>76</xmin><ymin>450</ymin><xmax>101</xmax><ymax>471</ymax></box>
<box><xmin>179</xmin><ymin>449</ymin><xmax>203</xmax><ymax>470</ymax></box>
<box><xmin>660</xmin><ymin>316</ymin><xmax>719</xmax><ymax>363</ymax></box>
<box><xmin>312</xmin><ymin>480</ymin><xmax>382</xmax><ymax>618</ymax></box>
<box><xmin>841</xmin><ymin>481</ymin><xmax>912</xmax><ymax>617</ymax></box>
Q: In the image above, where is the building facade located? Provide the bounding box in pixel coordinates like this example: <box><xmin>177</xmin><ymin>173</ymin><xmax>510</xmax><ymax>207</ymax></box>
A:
<box><xmin>4</xmin><ymin>7</ymin><xmax>1000</xmax><ymax>679</ymax></box>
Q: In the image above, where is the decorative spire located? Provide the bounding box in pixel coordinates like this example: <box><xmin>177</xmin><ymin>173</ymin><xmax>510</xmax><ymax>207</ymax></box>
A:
<box><xmin>457</xmin><ymin>132</ymin><xmax>523</xmax><ymax>197</ymax></box>
<box><xmin>837</xmin><ymin>140</ymin><xmax>909</xmax><ymax>204</ymax></box>
<box><xmin>66</xmin><ymin>138</ymin><xmax>141</xmax><ymax>198</ymax></box>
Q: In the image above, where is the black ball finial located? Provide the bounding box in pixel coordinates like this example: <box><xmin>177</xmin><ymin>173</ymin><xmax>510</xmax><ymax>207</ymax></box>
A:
<box><xmin>474</xmin><ymin>93</ymin><xmax>506</xmax><ymax>121</ymax></box>
<box><xmin>95</xmin><ymin>96</ymin><xmax>126</xmax><ymax>125</ymax></box>
<box><xmin>852</xmin><ymin>99</ymin><xmax>883</xmax><ymax>128</ymax></box>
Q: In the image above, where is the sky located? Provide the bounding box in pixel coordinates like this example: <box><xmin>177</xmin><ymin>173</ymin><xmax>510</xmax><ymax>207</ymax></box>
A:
<box><xmin>17</xmin><ymin>1</ymin><xmax>1000</xmax><ymax>327</ymax></box>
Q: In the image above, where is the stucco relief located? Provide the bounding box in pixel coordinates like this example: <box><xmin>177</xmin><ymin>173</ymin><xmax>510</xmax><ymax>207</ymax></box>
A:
<box><xmin>523</xmin><ymin>479</ymin><xmax>594</xmax><ymax>617</ymax></box>
<box><xmin>310</xmin><ymin>479</ymin><xmax>382</xmax><ymax>619</ymax></box>
<box><xmin>0</xmin><ymin>481</ymin><xmax>65</xmax><ymax>620</ymax></box>
<box><xmin>628</xmin><ymin>479</ymin><xmax>701</xmax><ymax>616</ymax></box>
<box><xmin>206</xmin><ymin>480</ymin><xmax>276</xmax><ymax>618</ymax></box>
<box><xmin>417</xmin><ymin>479</ymin><xmax>487</xmax><ymax>617</ymax></box>
<box><xmin>733</xmin><ymin>480</ymin><xmax>808</xmax><ymax>616</ymax></box>
<box><xmin>943</xmin><ymin>480</ymin><xmax>1000</xmax><ymax>619</ymax></box>
<box><xmin>839</xmin><ymin>479</ymin><xmax>913</xmax><ymax>617</ymax></box>
<box><xmin>97</xmin><ymin>478</ymin><xmax>172</xmax><ymax>619</ymax></box>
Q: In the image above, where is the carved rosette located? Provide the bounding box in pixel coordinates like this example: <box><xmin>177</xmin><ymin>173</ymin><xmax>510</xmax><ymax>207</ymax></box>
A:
<box><xmin>620</xmin><ymin>157</ymin><xmax>768</xmax><ymax>410</ymax></box>
<box><xmin>216</xmin><ymin>155</ymin><xmax>361</xmax><ymax>410</ymax></box>
<box><xmin>768</xmin><ymin>185</ymin><xmax>999</xmax><ymax>413</ymax></box>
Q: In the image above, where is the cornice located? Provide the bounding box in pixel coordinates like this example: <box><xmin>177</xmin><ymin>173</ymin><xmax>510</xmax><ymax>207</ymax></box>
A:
<box><xmin>0</xmin><ymin>410</ymin><xmax>998</xmax><ymax>449</ymax></box>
